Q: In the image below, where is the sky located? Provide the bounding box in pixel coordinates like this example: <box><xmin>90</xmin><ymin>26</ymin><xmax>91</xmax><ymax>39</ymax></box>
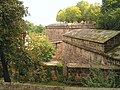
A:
<box><xmin>21</xmin><ymin>0</ymin><xmax>102</xmax><ymax>26</ymax></box>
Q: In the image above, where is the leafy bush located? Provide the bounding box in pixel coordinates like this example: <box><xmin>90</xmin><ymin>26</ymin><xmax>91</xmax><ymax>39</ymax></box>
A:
<box><xmin>81</xmin><ymin>68</ymin><xmax>120</xmax><ymax>88</ymax></box>
<box><xmin>25</xmin><ymin>32</ymin><xmax>55</xmax><ymax>62</ymax></box>
<box><xmin>8</xmin><ymin>32</ymin><xmax>55</xmax><ymax>83</ymax></box>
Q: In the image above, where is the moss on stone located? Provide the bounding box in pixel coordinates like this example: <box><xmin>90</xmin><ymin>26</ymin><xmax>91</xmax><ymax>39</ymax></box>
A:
<box><xmin>63</xmin><ymin>29</ymin><xmax>120</xmax><ymax>43</ymax></box>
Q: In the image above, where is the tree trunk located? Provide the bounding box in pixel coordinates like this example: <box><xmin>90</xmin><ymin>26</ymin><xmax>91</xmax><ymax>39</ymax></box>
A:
<box><xmin>0</xmin><ymin>43</ymin><xmax>11</xmax><ymax>82</ymax></box>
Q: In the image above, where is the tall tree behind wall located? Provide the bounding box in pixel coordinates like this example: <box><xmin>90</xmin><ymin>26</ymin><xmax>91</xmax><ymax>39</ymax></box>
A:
<box><xmin>97</xmin><ymin>0</ymin><xmax>120</xmax><ymax>30</ymax></box>
<box><xmin>56</xmin><ymin>0</ymin><xmax>100</xmax><ymax>23</ymax></box>
<box><xmin>25</xmin><ymin>21</ymin><xmax>45</xmax><ymax>33</ymax></box>
<box><xmin>56</xmin><ymin>6</ymin><xmax>81</xmax><ymax>23</ymax></box>
<box><xmin>0</xmin><ymin>0</ymin><xmax>28</xmax><ymax>82</ymax></box>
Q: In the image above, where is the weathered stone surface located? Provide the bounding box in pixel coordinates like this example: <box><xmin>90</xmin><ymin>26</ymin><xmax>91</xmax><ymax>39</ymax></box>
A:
<box><xmin>0</xmin><ymin>83</ymin><xmax>120</xmax><ymax>90</ymax></box>
<box><xmin>45</xmin><ymin>23</ymin><xmax>96</xmax><ymax>61</ymax></box>
<box><xmin>46</xmin><ymin>23</ymin><xmax>96</xmax><ymax>42</ymax></box>
<box><xmin>63</xmin><ymin>29</ymin><xmax>120</xmax><ymax>52</ymax></box>
<box><xmin>1</xmin><ymin>83</ymin><xmax>64</xmax><ymax>90</ymax></box>
<box><xmin>52</xmin><ymin>42</ymin><xmax>65</xmax><ymax>61</ymax></box>
<box><xmin>62</xmin><ymin>29</ymin><xmax>120</xmax><ymax>77</ymax></box>
<box><xmin>64</xmin><ymin>29</ymin><xmax>120</xmax><ymax>43</ymax></box>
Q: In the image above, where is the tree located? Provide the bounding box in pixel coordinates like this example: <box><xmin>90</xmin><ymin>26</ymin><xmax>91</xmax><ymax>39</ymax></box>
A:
<box><xmin>23</xmin><ymin>32</ymin><xmax>55</xmax><ymax>82</ymax></box>
<box><xmin>76</xmin><ymin>0</ymin><xmax>90</xmax><ymax>21</ymax></box>
<box><xmin>76</xmin><ymin>1</ymin><xmax>100</xmax><ymax>23</ymax></box>
<box><xmin>25</xmin><ymin>21</ymin><xmax>45</xmax><ymax>33</ymax></box>
<box><xmin>56</xmin><ymin>1</ymin><xmax>100</xmax><ymax>23</ymax></box>
<box><xmin>26</xmin><ymin>32</ymin><xmax>55</xmax><ymax>62</ymax></box>
<box><xmin>34</xmin><ymin>24</ymin><xmax>45</xmax><ymax>33</ymax></box>
<box><xmin>25</xmin><ymin>21</ymin><xmax>35</xmax><ymax>33</ymax></box>
<box><xmin>86</xmin><ymin>3</ymin><xmax>101</xmax><ymax>22</ymax></box>
<box><xmin>56</xmin><ymin>10</ymin><xmax>66</xmax><ymax>22</ymax></box>
<box><xmin>101</xmin><ymin>0</ymin><xmax>120</xmax><ymax>13</ymax></box>
<box><xmin>97</xmin><ymin>0</ymin><xmax>120</xmax><ymax>30</ymax></box>
<box><xmin>65</xmin><ymin>6</ymin><xmax>81</xmax><ymax>23</ymax></box>
<box><xmin>56</xmin><ymin>6</ymin><xmax>81</xmax><ymax>23</ymax></box>
<box><xmin>0</xmin><ymin>0</ymin><xmax>28</xmax><ymax>82</ymax></box>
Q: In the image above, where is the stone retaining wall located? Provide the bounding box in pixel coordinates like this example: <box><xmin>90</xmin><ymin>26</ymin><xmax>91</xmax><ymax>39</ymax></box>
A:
<box><xmin>0</xmin><ymin>83</ymin><xmax>119</xmax><ymax>90</ymax></box>
<box><xmin>0</xmin><ymin>83</ymin><xmax>64</xmax><ymax>90</ymax></box>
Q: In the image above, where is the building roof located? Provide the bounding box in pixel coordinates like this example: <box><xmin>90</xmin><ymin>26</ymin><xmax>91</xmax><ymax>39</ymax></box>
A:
<box><xmin>63</xmin><ymin>29</ymin><xmax>120</xmax><ymax>43</ymax></box>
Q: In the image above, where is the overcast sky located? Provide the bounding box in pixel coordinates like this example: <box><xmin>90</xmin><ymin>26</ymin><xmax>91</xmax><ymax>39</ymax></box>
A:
<box><xmin>21</xmin><ymin>0</ymin><xmax>102</xmax><ymax>26</ymax></box>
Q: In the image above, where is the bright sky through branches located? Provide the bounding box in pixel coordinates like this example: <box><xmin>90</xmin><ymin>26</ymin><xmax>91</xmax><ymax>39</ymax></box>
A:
<box><xmin>21</xmin><ymin>0</ymin><xmax>102</xmax><ymax>26</ymax></box>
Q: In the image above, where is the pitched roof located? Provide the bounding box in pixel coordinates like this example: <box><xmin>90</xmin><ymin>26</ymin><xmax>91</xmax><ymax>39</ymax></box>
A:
<box><xmin>63</xmin><ymin>29</ymin><xmax>120</xmax><ymax>43</ymax></box>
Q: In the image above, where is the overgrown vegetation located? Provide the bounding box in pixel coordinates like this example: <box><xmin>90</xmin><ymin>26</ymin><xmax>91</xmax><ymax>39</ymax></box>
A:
<box><xmin>12</xmin><ymin>32</ymin><xmax>55</xmax><ymax>83</ymax></box>
<box><xmin>0</xmin><ymin>0</ymin><xmax>55</xmax><ymax>83</ymax></box>
<box><xmin>0</xmin><ymin>0</ymin><xmax>28</xmax><ymax>82</ymax></box>
<box><xmin>81</xmin><ymin>68</ymin><xmax>120</xmax><ymax>88</ymax></box>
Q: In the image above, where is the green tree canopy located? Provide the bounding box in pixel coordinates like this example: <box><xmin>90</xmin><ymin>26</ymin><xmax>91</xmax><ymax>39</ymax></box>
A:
<box><xmin>25</xmin><ymin>21</ymin><xmax>45</xmax><ymax>33</ymax></box>
<box><xmin>76</xmin><ymin>0</ymin><xmax>90</xmax><ymax>21</ymax></box>
<box><xmin>86</xmin><ymin>3</ymin><xmax>101</xmax><ymax>22</ymax></box>
<box><xmin>97</xmin><ymin>0</ymin><xmax>120</xmax><ymax>30</ymax></box>
<box><xmin>56</xmin><ymin>0</ymin><xmax>100</xmax><ymax>23</ymax></box>
<box><xmin>0</xmin><ymin>0</ymin><xmax>28</xmax><ymax>82</ymax></box>
<box><xmin>65</xmin><ymin>6</ymin><xmax>81</xmax><ymax>23</ymax></box>
<box><xmin>56</xmin><ymin>9</ymin><xmax>65</xmax><ymax>22</ymax></box>
<box><xmin>56</xmin><ymin>6</ymin><xmax>81</xmax><ymax>23</ymax></box>
<box><xmin>101</xmin><ymin>0</ymin><xmax>120</xmax><ymax>13</ymax></box>
<box><xmin>76</xmin><ymin>1</ymin><xmax>100</xmax><ymax>22</ymax></box>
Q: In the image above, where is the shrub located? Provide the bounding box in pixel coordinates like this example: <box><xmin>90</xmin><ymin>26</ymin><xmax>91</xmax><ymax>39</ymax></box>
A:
<box><xmin>81</xmin><ymin>68</ymin><xmax>120</xmax><ymax>88</ymax></box>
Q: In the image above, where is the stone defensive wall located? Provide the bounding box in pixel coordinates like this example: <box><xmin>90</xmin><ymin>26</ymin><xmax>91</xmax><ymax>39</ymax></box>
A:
<box><xmin>45</xmin><ymin>23</ymin><xmax>96</xmax><ymax>61</ymax></box>
<box><xmin>46</xmin><ymin>23</ymin><xmax>96</xmax><ymax>42</ymax></box>
<box><xmin>62</xmin><ymin>29</ymin><xmax>120</xmax><ymax>78</ymax></box>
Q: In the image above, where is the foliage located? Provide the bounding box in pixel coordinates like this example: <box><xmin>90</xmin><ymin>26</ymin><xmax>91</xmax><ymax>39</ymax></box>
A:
<box><xmin>76</xmin><ymin>1</ymin><xmax>101</xmax><ymax>22</ymax></box>
<box><xmin>76</xmin><ymin>0</ymin><xmax>90</xmax><ymax>21</ymax></box>
<box><xmin>82</xmin><ymin>68</ymin><xmax>120</xmax><ymax>88</ymax></box>
<box><xmin>17</xmin><ymin>32</ymin><xmax>55</xmax><ymax>83</ymax></box>
<box><xmin>86</xmin><ymin>3</ymin><xmax>101</xmax><ymax>22</ymax></box>
<box><xmin>64</xmin><ymin>6</ymin><xmax>81</xmax><ymax>23</ymax></box>
<box><xmin>56</xmin><ymin>10</ymin><xmax>66</xmax><ymax>22</ymax></box>
<box><xmin>25</xmin><ymin>32</ymin><xmax>55</xmax><ymax>62</ymax></box>
<box><xmin>56</xmin><ymin>1</ymin><xmax>100</xmax><ymax>23</ymax></box>
<box><xmin>0</xmin><ymin>0</ymin><xmax>54</xmax><ymax>83</ymax></box>
<box><xmin>0</xmin><ymin>0</ymin><xmax>28</xmax><ymax>82</ymax></box>
<box><xmin>56</xmin><ymin>6</ymin><xmax>81</xmax><ymax>23</ymax></box>
<box><xmin>97</xmin><ymin>0</ymin><xmax>120</xmax><ymax>30</ymax></box>
<box><xmin>25</xmin><ymin>21</ymin><xmax>45</xmax><ymax>33</ymax></box>
<box><xmin>35</xmin><ymin>24</ymin><xmax>45</xmax><ymax>33</ymax></box>
<box><xmin>101</xmin><ymin>0</ymin><xmax>120</xmax><ymax>13</ymax></box>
